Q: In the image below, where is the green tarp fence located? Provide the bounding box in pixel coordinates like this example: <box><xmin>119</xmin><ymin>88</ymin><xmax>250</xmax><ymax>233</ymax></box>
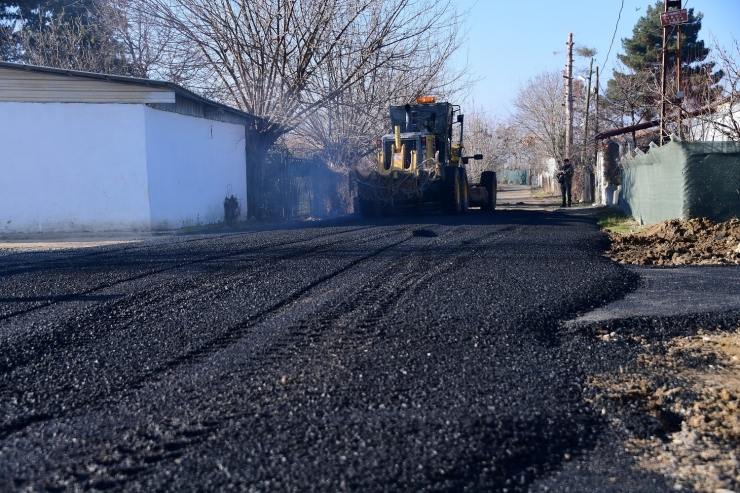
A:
<box><xmin>501</xmin><ymin>170</ymin><xmax>530</xmax><ymax>185</ymax></box>
<box><xmin>619</xmin><ymin>140</ymin><xmax>740</xmax><ymax>225</ymax></box>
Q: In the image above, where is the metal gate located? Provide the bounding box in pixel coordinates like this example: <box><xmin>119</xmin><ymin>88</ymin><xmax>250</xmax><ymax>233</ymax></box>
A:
<box><xmin>262</xmin><ymin>154</ymin><xmax>326</xmax><ymax>219</ymax></box>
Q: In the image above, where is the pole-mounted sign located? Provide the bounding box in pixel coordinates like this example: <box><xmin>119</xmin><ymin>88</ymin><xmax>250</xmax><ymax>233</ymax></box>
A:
<box><xmin>660</xmin><ymin>9</ymin><xmax>688</xmax><ymax>27</ymax></box>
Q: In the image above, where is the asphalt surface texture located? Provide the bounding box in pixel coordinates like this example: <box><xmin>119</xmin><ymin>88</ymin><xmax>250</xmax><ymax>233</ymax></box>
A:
<box><xmin>1</xmin><ymin>205</ymin><xmax>739</xmax><ymax>492</ymax></box>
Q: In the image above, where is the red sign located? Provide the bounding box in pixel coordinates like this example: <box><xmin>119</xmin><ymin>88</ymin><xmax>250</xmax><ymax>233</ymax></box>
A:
<box><xmin>660</xmin><ymin>9</ymin><xmax>688</xmax><ymax>27</ymax></box>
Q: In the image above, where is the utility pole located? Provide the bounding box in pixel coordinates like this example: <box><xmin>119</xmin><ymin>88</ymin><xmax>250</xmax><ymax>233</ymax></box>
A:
<box><xmin>565</xmin><ymin>32</ymin><xmax>574</xmax><ymax>160</ymax></box>
<box><xmin>677</xmin><ymin>23</ymin><xmax>683</xmax><ymax>139</ymax></box>
<box><xmin>582</xmin><ymin>58</ymin><xmax>594</xmax><ymax>202</ymax></box>
<box><xmin>593</xmin><ymin>66</ymin><xmax>600</xmax><ymax>165</ymax></box>
<box><xmin>581</xmin><ymin>58</ymin><xmax>594</xmax><ymax>164</ymax></box>
<box><xmin>593</xmin><ymin>66</ymin><xmax>600</xmax><ymax>203</ymax></box>
<box><xmin>660</xmin><ymin>4</ymin><xmax>669</xmax><ymax>145</ymax></box>
<box><xmin>660</xmin><ymin>0</ymin><xmax>685</xmax><ymax>145</ymax></box>
<box><xmin>593</xmin><ymin>65</ymin><xmax>604</xmax><ymax>205</ymax></box>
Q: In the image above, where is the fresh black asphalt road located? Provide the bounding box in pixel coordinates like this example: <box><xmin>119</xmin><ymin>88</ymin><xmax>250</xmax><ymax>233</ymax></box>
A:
<box><xmin>1</xmin><ymin>209</ymin><xmax>737</xmax><ymax>491</ymax></box>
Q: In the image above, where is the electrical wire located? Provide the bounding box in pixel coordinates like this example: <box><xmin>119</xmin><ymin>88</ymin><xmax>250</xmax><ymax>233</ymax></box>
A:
<box><xmin>602</xmin><ymin>0</ymin><xmax>625</xmax><ymax>73</ymax></box>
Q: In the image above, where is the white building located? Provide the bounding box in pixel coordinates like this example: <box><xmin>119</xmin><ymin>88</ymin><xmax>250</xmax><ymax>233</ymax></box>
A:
<box><xmin>0</xmin><ymin>61</ymin><xmax>256</xmax><ymax>233</ymax></box>
<box><xmin>688</xmin><ymin>100</ymin><xmax>740</xmax><ymax>142</ymax></box>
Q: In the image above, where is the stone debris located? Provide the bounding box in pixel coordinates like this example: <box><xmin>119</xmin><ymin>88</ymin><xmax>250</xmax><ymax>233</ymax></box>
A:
<box><xmin>606</xmin><ymin>217</ymin><xmax>740</xmax><ymax>266</ymax></box>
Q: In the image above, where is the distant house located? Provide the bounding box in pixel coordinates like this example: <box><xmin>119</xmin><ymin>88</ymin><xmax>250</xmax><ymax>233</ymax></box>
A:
<box><xmin>0</xmin><ymin>61</ymin><xmax>258</xmax><ymax>233</ymax></box>
<box><xmin>688</xmin><ymin>100</ymin><xmax>740</xmax><ymax>142</ymax></box>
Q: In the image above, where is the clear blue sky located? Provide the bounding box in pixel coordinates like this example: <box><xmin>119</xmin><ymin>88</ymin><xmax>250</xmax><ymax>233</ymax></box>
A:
<box><xmin>453</xmin><ymin>0</ymin><xmax>740</xmax><ymax>118</ymax></box>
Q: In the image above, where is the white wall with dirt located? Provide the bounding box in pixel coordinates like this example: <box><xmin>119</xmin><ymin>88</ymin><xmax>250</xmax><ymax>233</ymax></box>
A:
<box><xmin>144</xmin><ymin>107</ymin><xmax>246</xmax><ymax>230</ymax></box>
<box><xmin>0</xmin><ymin>102</ymin><xmax>151</xmax><ymax>233</ymax></box>
<box><xmin>0</xmin><ymin>102</ymin><xmax>247</xmax><ymax>233</ymax></box>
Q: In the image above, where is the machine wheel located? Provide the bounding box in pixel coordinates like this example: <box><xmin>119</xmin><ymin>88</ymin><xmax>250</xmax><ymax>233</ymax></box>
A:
<box><xmin>461</xmin><ymin>169</ymin><xmax>469</xmax><ymax>214</ymax></box>
<box><xmin>357</xmin><ymin>198</ymin><xmax>378</xmax><ymax>218</ymax></box>
<box><xmin>480</xmin><ymin>171</ymin><xmax>497</xmax><ymax>211</ymax></box>
<box><xmin>443</xmin><ymin>166</ymin><xmax>462</xmax><ymax>214</ymax></box>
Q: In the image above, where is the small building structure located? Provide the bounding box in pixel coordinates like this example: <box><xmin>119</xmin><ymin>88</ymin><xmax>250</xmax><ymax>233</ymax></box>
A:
<box><xmin>0</xmin><ymin>61</ymin><xmax>258</xmax><ymax>233</ymax></box>
<box><xmin>687</xmin><ymin>100</ymin><xmax>740</xmax><ymax>142</ymax></box>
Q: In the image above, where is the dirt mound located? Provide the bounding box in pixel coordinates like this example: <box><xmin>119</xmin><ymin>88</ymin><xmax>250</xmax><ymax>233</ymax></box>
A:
<box><xmin>607</xmin><ymin>217</ymin><xmax>740</xmax><ymax>266</ymax></box>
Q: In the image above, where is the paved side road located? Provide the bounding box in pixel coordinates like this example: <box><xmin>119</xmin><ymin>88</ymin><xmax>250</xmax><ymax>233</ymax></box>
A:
<box><xmin>571</xmin><ymin>264</ymin><xmax>740</xmax><ymax>323</ymax></box>
<box><xmin>0</xmin><ymin>209</ymin><xmax>720</xmax><ymax>491</ymax></box>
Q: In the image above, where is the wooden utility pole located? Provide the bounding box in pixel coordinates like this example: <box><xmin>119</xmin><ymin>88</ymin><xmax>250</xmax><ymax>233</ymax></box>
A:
<box><xmin>660</xmin><ymin>0</ymin><xmax>685</xmax><ymax>145</ymax></box>
<box><xmin>660</xmin><ymin>4</ymin><xmax>669</xmax><ymax>145</ymax></box>
<box><xmin>593</xmin><ymin>66</ymin><xmax>600</xmax><ymax>164</ymax></box>
<box><xmin>581</xmin><ymin>58</ymin><xmax>594</xmax><ymax>163</ymax></box>
<box><xmin>594</xmin><ymin>66</ymin><xmax>601</xmax><ymax>204</ymax></box>
<box><xmin>677</xmin><ymin>24</ymin><xmax>683</xmax><ymax>139</ymax></box>
<box><xmin>594</xmin><ymin>65</ymin><xmax>599</xmax><ymax>181</ymax></box>
<box><xmin>582</xmin><ymin>58</ymin><xmax>594</xmax><ymax>202</ymax></box>
<box><xmin>565</xmin><ymin>32</ymin><xmax>574</xmax><ymax>160</ymax></box>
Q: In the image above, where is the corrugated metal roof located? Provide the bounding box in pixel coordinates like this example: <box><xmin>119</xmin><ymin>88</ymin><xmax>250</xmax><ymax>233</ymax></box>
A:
<box><xmin>0</xmin><ymin>61</ymin><xmax>260</xmax><ymax>125</ymax></box>
<box><xmin>148</xmin><ymin>95</ymin><xmax>255</xmax><ymax>126</ymax></box>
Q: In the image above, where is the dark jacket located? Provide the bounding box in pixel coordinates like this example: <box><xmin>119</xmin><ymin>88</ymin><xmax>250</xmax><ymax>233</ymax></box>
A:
<box><xmin>557</xmin><ymin>164</ymin><xmax>574</xmax><ymax>185</ymax></box>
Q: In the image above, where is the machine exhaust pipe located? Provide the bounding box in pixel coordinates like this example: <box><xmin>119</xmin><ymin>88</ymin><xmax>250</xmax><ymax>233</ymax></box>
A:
<box><xmin>404</xmin><ymin>104</ymin><xmax>412</xmax><ymax>132</ymax></box>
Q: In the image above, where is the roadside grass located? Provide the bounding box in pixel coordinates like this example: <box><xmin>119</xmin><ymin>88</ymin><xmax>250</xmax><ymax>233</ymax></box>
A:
<box><xmin>597</xmin><ymin>208</ymin><xmax>646</xmax><ymax>235</ymax></box>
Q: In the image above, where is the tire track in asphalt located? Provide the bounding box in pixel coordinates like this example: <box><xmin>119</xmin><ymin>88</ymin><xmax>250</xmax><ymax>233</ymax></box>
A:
<box><xmin>191</xmin><ymin>221</ymin><xmax>624</xmax><ymax>492</ymax></box>
<box><xmin>0</xmin><ymin>226</ymin><xmax>416</xmax><ymax>440</ymax></box>
<box><xmin>0</xmin><ymin>224</ymin><xmax>359</xmax><ymax>270</ymax></box>
<box><xmin>0</xmin><ymin>225</ymin><xmax>378</xmax><ymax>322</ymax></box>
<box><xmin>5</xmin><ymin>225</ymin><xmax>526</xmax><ymax>489</ymax></box>
<box><xmin>0</xmin><ymin>225</ymin><xmax>400</xmax><ymax>375</ymax></box>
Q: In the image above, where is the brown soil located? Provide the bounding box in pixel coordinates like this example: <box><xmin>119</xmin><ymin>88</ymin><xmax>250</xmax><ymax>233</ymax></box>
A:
<box><xmin>595</xmin><ymin>216</ymin><xmax>740</xmax><ymax>490</ymax></box>
<box><xmin>586</xmin><ymin>330</ymin><xmax>740</xmax><ymax>492</ymax></box>
<box><xmin>607</xmin><ymin>217</ymin><xmax>740</xmax><ymax>266</ymax></box>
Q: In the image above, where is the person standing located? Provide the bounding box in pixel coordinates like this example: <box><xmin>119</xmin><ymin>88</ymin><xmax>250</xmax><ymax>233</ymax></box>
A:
<box><xmin>556</xmin><ymin>159</ymin><xmax>574</xmax><ymax>207</ymax></box>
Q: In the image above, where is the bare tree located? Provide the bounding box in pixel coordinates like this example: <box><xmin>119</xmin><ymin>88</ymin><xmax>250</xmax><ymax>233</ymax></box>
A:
<box><xmin>291</xmin><ymin>23</ymin><xmax>467</xmax><ymax>172</ymax></box>
<box><xmin>602</xmin><ymin>61</ymin><xmax>657</xmax><ymax>142</ymax></box>
<box><xmin>3</xmin><ymin>0</ymin><xmax>186</xmax><ymax>79</ymax></box>
<box><xmin>461</xmin><ymin>106</ymin><xmax>497</xmax><ymax>183</ymax></box>
<box><xmin>458</xmin><ymin>101</ymin><xmax>553</xmax><ymax>188</ymax></box>
<box><xmin>0</xmin><ymin>22</ymin><xmax>18</xmax><ymax>61</ymax></box>
<box><xmin>139</xmin><ymin>0</ymin><xmax>467</xmax><ymax>215</ymax></box>
<box><xmin>93</xmin><ymin>0</ymin><xmax>179</xmax><ymax>79</ymax></box>
<box><xmin>509</xmin><ymin>71</ymin><xmax>569</xmax><ymax>164</ymax></box>
<box><xmin>142</xmin><ymin>0</ymin><xmax>460</xmax><ymax>140</ymax></box>
<box><xmin>688</xmin><ymin>36</ymin><xmax>740</xmax><ymax>141</ymax></box>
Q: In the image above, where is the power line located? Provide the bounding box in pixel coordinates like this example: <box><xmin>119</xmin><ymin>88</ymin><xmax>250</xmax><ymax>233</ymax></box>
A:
<box><xmin>602</xmin><ymin>0</ymin><xmax>625</xmax><ymax>73</ymax></box>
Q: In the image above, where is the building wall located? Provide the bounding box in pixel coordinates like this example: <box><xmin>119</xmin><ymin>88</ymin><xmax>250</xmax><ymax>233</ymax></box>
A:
<box><xmin>0</xmin><ymin>102</ymin><xmax>151</xmax><ymax>232</ymax></box>
<box><xmin>144</xmin><ymin>107</ymin><xmax>247</xmax><ymax>229</ymax></box>
<box><xmin>689</xmin><ymin>103</ymin><xmax>740</xmax><ymax>142</ymax></box>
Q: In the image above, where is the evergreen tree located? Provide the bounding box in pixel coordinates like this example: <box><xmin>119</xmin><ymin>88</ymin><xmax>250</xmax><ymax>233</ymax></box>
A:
<box><xmin>619</xmin><ymin>1</ymin><xmax>708</xmax><ymax>72</ymax></box>
<box><xmin>0</xmin><ymin>0</ymin><xmax>94</xmax><ymax>30</ymax></box>
<box><xmin>604</xmin><ymin>1</ymin><xmax>721</xmax><ymax>136</ymax></box>
<box><xmin>1</xmin><ymin>0</ymin><xmax>134</xmax><ymax>75</ymax></box>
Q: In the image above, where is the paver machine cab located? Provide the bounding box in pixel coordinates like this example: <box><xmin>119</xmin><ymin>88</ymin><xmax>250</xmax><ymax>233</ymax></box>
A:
<box><xmin>351</xmin><ymin>97</ymin><xmax>497</xmax><ymax>217</ymax></box>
